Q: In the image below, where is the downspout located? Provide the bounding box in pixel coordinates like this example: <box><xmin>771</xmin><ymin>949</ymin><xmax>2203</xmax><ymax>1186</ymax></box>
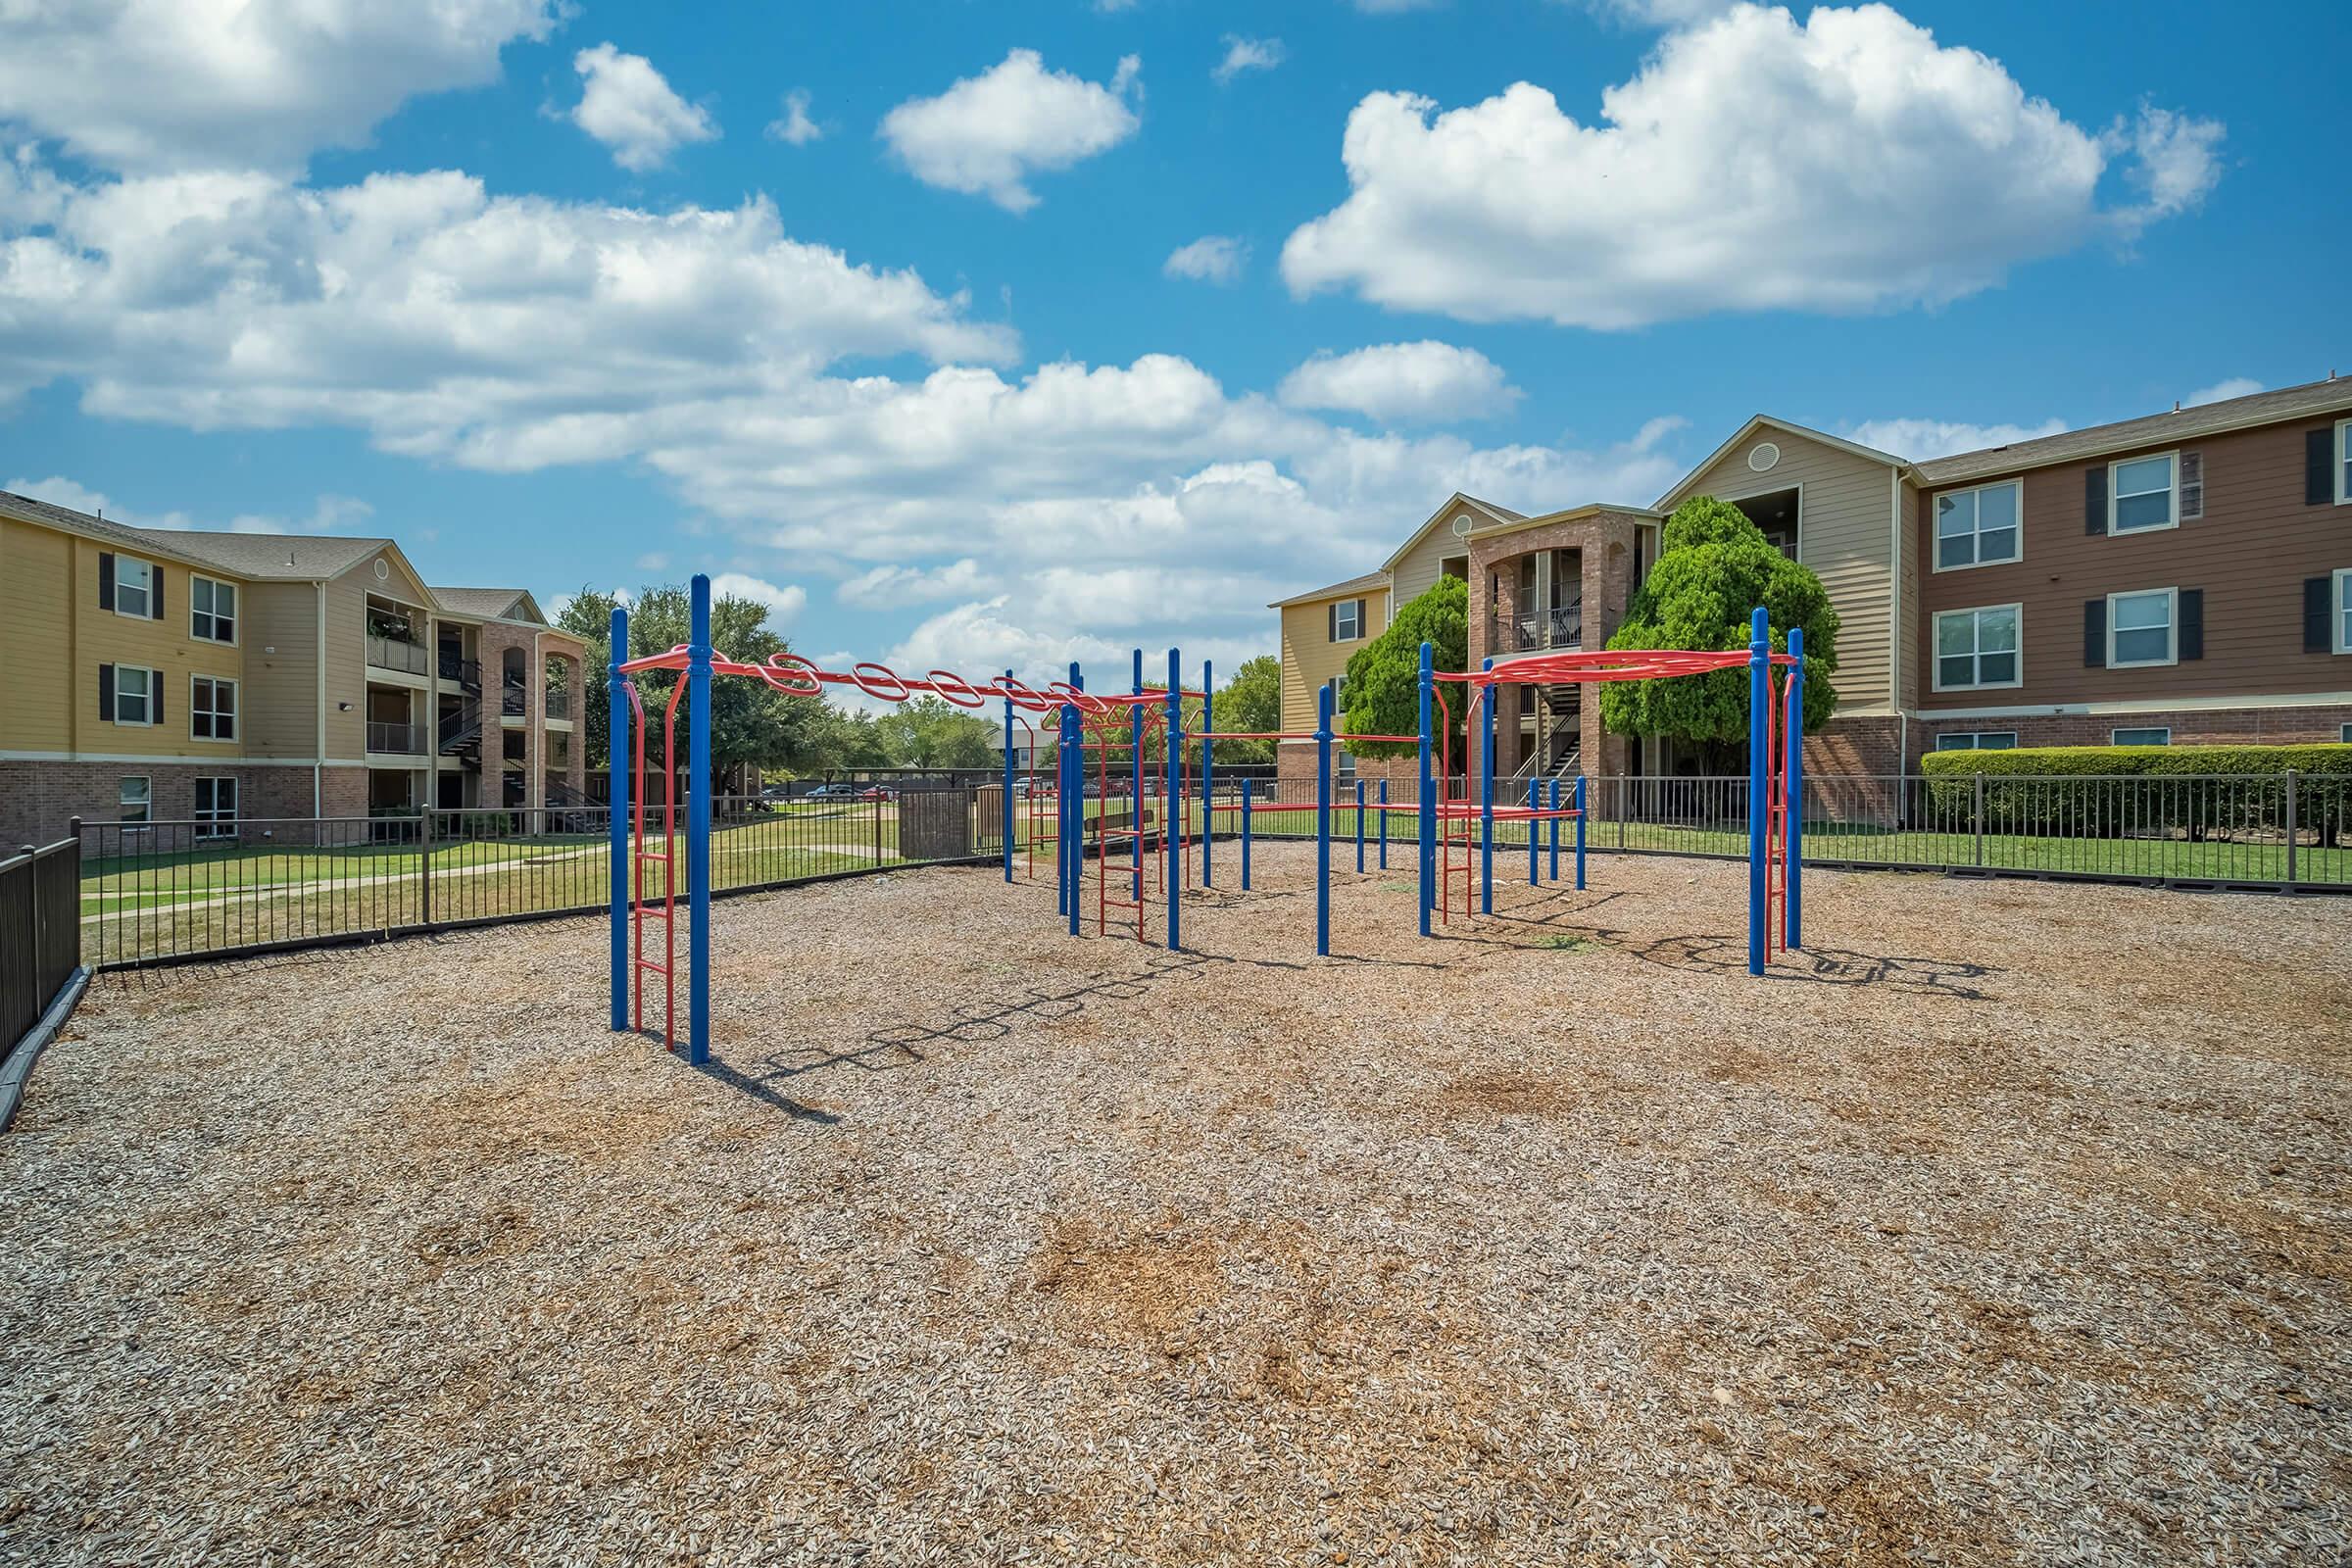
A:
<box><xmin>314</xmin><ymin>580</ymin><xmax>326</xmax><ymax>816</ymax></box>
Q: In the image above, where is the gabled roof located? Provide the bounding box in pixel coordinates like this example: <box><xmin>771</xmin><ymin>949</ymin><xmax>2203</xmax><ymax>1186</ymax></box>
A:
<box><xmin>432</xmin><ymin>586</ymin><xmax>534</xmax><ymax>621</ymax></box>
<box><xmin>0</xmin><ymin>487</ymin><xmax>403</xmax><ymax>580</ymax></box>
<box><xmin>1654</xmin><ymin>416</ymin><xmax>1908</xmax><ymax>511</ymax></box>
<box><xmin>1269</xmin><ymin>570</ymin><xmax>1390</xmax><ymax>610</ymax></box>
<box><xmin>1914</xmin><ymin>375</ymin><xmax>2352</xmax><ymax>486</ymax></box>
<box><xmin>1379</xmin><ymin>492</ymin><xmax>1527</xmax><ymax>575</ymax></box>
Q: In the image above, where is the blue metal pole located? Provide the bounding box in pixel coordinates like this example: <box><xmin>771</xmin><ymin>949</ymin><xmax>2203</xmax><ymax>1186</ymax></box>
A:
<box><xmin>1479</xmin><ymin>659</ymin><xmax>1494</xmax><ymax>915</ymax></box>
<box><xmin>1527</xmin><ymin>776</ymin><xmax>1539</xmax><ymax>886</ymax></box>
<box><xmin>1067</xmin><ymin>662</ymin><xmax>1084</xmax><ymax>938</ymax></box>
<box><xmin>1002</xmin><ymin>667</ymin><xmax>1014</xmax><ymax>883</ymax></box>
<box><xmin>1201</xmin><ymin>660</ymin><xmax>1213</xmax><ymax>888</ymax></box>
<box><xmin>1131</xmin><ymin>650</ymin><xmax>1144</xmax><ymax>906</ymax></box>
<box><xmin>1166</xmin><ymin>648</ymin><xmax>1182</xmax><ymax>953</ymax></box>
<box><xmin>607</xmin><ymin>605</ymin><xmax>630</xmax><ymax>1032</ymax></box>
<box><xmin>1787</xmin><ymin>626</ymin><xmax>1805</xmax><ymax>950</ymax></box>
<box><xmin>1547</xmin><ymin>777</ymin><xmax>1560</xmax><ymax>883</ymax></box>
<box><xmin>1747</xmin><ymin>605</ymin><xmax>1769</xmax><ymax>976</ymax></box>
<box><xmin>1241</xmin><ymin>777</ymin><xmax>1253</xmax><ymax>889</ymax></box>
<box><xmin>1378</xmin><ymin>778</ymin><xmax>1389</xmax><ymax>870</ymax></box>
<box><xmin>1315</xmin><ymin>682</ymin><xmax>1333</xmax><ymax>956</ymax></box>
<box><xmin>1574</xmin><ymin>773</ymin><xmax>1587</xmax><ymax>891</ymax></box>
<box><xmin>686</xmin><ymin>575</ymin><xmax>712</xmax><ymax>1066</ymax></box>
<box><xmin>1355</xmin><ymin>780</ymin><xmax>1366</xmax><ymax>873</ymax></box>
<box><xmin>1416</xmin><ymin>642</ymin><xmax>1434</xmax><ymax>937</ymax></box>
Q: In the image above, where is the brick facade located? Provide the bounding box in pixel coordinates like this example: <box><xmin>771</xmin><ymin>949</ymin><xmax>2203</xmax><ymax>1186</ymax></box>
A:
<box><xmin>0</xmin><ymin>760</ymin><xmax>379</xmax><ymax>849</ymax></box>
<box><xmin>1911</xmin><ymin>703</ymin><xmax>2352</xmax><ymax>763</ymax></box>
<box><xmin>1463</xmin><ymin>511</ymin><xmax>1643</xmax><ymax>792</ymax></box>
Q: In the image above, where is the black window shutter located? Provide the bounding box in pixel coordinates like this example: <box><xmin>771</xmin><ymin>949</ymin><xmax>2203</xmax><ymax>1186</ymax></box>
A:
<box><xmin>2180</xmin><ymin>452</ymin><xmax>2202</xmax><ymax>520</ymax></box>
<box><xmin>2083</xmin><ymin>600</ymin><xmax>2106</xmax><ymax>667</ymax></box>
<box><xmin>2310</xmin><ymin>429</ymin><xmax>2335</xmax><ymax>506</ymax></box>
<box><xmin>98</xmin><ymin>552</ymin><xmax>115</xmax><ymax>611</ymax></box>
<box><xmin>2309</xmin><ymin>576</ymin><xmax>2335</xmax><ymax>652</ymax></box>
<box><xmin>98</xmin><ymin>662</ymin><xmax>115</xmax><ymax>721</ymax></box>
<box><xmin>152</xmin><ymin>567</ymin><xmax>164</xmax><ymax>620</ymax></box>
<box><xmin>1354</xmin><ymin>598</ymin><xmax>1365</xmax><ymax>633</ymax></box>
<box><xmin>2084</xmin><ymin>466</ymin><xmax>2107</xmax><ymax>535</ymax></box>
<box><xmin>152</xmin><ymin>669</ymin><xmax>163</xmax><ymax>725</ymax></box>
<box><xmin>2179</xmin><ymin>589</ymin><xmax>2203</xmax><ymax>661</ymax></box>
<box><xmin>1328</xmin><ymin>604</ymin><xmax>1336</xmax><ymax>641</ymax></box>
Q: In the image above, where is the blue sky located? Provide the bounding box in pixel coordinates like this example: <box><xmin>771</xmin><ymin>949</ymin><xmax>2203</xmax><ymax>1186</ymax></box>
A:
<box><xmin>0</xmin><ymin>0</ymin><xmax>2342</xmax><ymax>688</ymax></box>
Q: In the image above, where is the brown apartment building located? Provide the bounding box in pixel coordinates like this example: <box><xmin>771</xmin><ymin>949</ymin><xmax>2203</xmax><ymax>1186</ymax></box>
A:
<box><xmin>1272</xmin><ymin>376</ymin><xmax>2352</xmax><ymax>787</ymax></box>
<box><xmin>0</xmin><ymin>489</ymin><xmax>588</xmax><ymax>847</ymax></box>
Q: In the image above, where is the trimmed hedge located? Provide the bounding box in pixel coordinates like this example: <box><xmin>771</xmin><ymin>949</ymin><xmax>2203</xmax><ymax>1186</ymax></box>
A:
<box><xmin>1919</xmin><ymin>744</ymin><xmax>2352</xmax><ymax>837</ymax></box>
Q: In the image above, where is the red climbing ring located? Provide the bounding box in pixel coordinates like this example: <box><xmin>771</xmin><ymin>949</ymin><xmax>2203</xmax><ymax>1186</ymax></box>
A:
<box><xmin>1046</xmin><ymin>681</ymin><xmax>1111</xmax><ymax>715</ymax></box>
<box><xmin>758</xmin><ymin>652</ymin><xmax>825</xmax><ymax>697</ymax></box>
<box><xmin>926</xmin><ymin>668</ymin><xmax>989</xmax><ymax>709</ymax></box>
<box><xmin>995</xmin><ymin>675</ymin><xmax>1057</xmax><ymax>715</ymax></box>
<box><xmin>850</xmin><ymin>661</ymin><xmax>912</xmax><ymax>703</ymax></box>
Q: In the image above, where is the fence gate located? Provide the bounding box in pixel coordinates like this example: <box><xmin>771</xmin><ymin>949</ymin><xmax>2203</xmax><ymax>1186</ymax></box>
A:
<box><xmin>900</xmin><ymin>787</ymin><xmax>975</xmax><ymax>861</ymax></box>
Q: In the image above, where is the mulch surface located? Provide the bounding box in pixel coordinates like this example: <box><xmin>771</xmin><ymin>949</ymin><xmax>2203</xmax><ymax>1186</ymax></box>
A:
<box><xmin>3</xmin><ymin>847</ymin><xmax>2348</xmax><ymax>1566</ymax></box>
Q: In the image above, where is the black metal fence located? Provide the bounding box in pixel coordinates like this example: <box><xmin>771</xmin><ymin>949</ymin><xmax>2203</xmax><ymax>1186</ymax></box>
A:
<box><xmin>77</xmin><ymin>790</ymin><xmax>995</xmax><ymax>969</ymax></box>
<box><xmin>3</xmin><ymin>835</ymin><xmax>81</xmax><ymax>1051</ymax></box>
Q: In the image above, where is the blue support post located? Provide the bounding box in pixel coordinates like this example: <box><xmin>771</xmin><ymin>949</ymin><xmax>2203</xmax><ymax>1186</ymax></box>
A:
<box><xmin>1527</xmin><ymin>776</ymin><xmax>1540</xmax><ymax>886</ymax></box>
<box><xmin>607</xmin><ymin>605</ymin><xmax>631</xmax><ymax>1032</ymax></box>
<box><xmin>1166</xmin><ymin>649</ymin><xmax>1182</xmax><ymax>953</ymax></box>
<box><xmin>1574</xmin><ymin>774</ymin><xmax>1588</xmax><ymax>891</ymax></box>
<box><xmin>1315</xmin><ymin>682</ymin><xmax>1333</xmax><ymax>956</ymax></box>
<box><xmin>1479</xmin><ymin>660</ymin><xmax>1494</xmax><ymax>915</ymax></box>
<box><xmin>686</xmin><ymin>575</ymin><xmax>713</xmax><ymax>1066</ymax></box>
<box><xmin>1786</xmin><ymin>626</ymin><xmax>1805</xmax><ymax>950</ymax></box>
<box><xmin>1416</xmin><ymin>642</ymin><xmax>1434</xmax><ymax>938</ymax></box>
<box><xmin>1378</xmin><ymin>778</ymin><xmax>1389</xmax><ymax>870</ymax></box>
<box><xmin>1746</xmin><ymin>606</ymin><xmax>1769</xmax><ymax>976</ymax></box>
<box><xmin>1131</xmin><ymin>650</ymin><xmax>1145</xmax><ymax>906</ymax></box>
<box><xmin>1355</xmin><ymin>780</ymin><xmax>1366</xmax><ymax>873</ymax></box>
<box><xmin>1002</xmin><ymin>668</ymin><xmax>1015</xmax><ymax>883</ymax></box>
<box><xmin>1201</xmin><ymin>660</ymin><xmax>1214</xmax><ymax>887</ymax></box>
<box><xmin>1241</xmin><ymin>778</ymin><xmax>1254</xmax><ymax>889</ymax></box>
<box><xmin>1547</xmin><ymin>777</ymin><xmax>1560</xmax><ymax>883</ymax></box>
<box><xmin>1067</xmin><ymin>662</ymin><xmax>1084</xmax><ymax>937</ymax></box>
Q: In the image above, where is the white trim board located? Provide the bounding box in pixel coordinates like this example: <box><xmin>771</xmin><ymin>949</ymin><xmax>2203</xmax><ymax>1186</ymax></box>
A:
<box><xmin>1910</xmin><ymin>691</ymin><xmax>2352</xmax><ymax>721</ymax></box>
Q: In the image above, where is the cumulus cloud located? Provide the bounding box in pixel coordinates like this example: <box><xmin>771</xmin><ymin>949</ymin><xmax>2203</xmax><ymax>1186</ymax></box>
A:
<box><xmin>1842</xmin><ymin>417</ymin><xmax>2068</xmax><ymax>462</ymax></box>
<box><xmin>1213</xmin><ymin>36</ymin><xmax>1286</xmax><ymax>84</ymax></box>
<box><xmin>1163</xmin><ymin>234</ymin><xmax>1248</xmax><ymax>284</ymax></box>
<box><xmin>1575</xmin><ymin>0</ymin><xmax>1736</xmax><ymax>24</ymax></box>
<box><xmin>3</xmin><ymin>473</ymin><xmax>372</xmax><ymax>535</ymax></box>
<box><xmin>0</xmin><ymin>0</ymin><xmax>558</xmax><ymax>173</ymax></box>
<box><xmin>880</xmin><ymin>49</ymin><xmax>1142</xmax><ymax>213</ymax></box>
<box><xmin>569</xmin><ymin>43</ymin><xmax>717</xmax><ymax>172</ymax></box>
<box><xmin>1278</xmin><ymin>341</ymin><xmax>1519</xmax><ymax>424</ymax></box>
<box><xmin>1283</xmin><ymin>4</ymin><xmax>2224</xmax><ymax>327</ymax></box>
<box><xmin>766</xmin><ymin>89</ymin><xmax>823</xmax><ymax>146</ymax></box>
<box><xmin>839</xmin><ymin>559</ymin><xmax>990</xmax><ymax>609</ymax></box>
<box><xmin>710</xmin><ymin>572</ymin><xmax>808</xmax><ymax>630</ymax></box>
<box><xmin>2183</xmin><ymin>376</ymin><xmax>2262</xmax><ymax>408</ymax></box>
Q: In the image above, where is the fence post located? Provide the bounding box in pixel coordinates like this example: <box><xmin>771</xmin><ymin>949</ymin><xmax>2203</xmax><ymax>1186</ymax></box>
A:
<box><xmin>1973</xmin><ymin>772</ymin><xmax>1985</xmax><ymax>869</ymax></box>
<box><xmin>419</xmin><ymin>799</ymin><xmax>435</xmax><ymax>928</ymax></box>
<box><xmin>2284</xmin><ymin>769</ymin><xmax>2299</xmax><ymax>891</ymax></box>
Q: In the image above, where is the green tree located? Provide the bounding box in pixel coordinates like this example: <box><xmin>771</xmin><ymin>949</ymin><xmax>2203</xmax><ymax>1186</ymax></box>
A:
<box><xmin>1596</xmin><ymin>496</ymin><xmax>1840</xmax><ymax>754</ymax></box>
<box><xmin>1208</xmin><ymin>655</ymin><xmax>1281</xmax><ymax>764</ymax></box>
<box><xmin>1338</xmin><ymin>575</ymin><xmax>1470</xmax><ymax>760</ymax></box>
<box><xmin>874</xmin><ymin>696</ymin><xmax>999</xmax><ymax>768</ymax></box>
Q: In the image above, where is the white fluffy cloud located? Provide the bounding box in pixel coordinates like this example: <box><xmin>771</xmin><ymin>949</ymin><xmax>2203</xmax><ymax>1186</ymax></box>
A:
<box><xmin>880</xmin><ymin>49</ymin><xmax>1142</xmax><ymax>213</ymax></box>
<box><xmin>1163</xmin><ymin>234</ymin><xmax>1249</xmax><ymax>284</ymax></box>
<box><xmin>1278</xmin><ymin>341</ymin><xmax>1518</xmax><ymax>424</ymax></box>
<box><xmin>569</xmin><ymin>43</ymin><xmax>717</xmax><ymax>172</ymax></box>
<box><xmin>1213</xmin><ymin>36</ymin><xmax>1286</xmax><ymax>84</ymax></box>
<box><xmin>5</xmin><ymin>473</ymin><xmax>372</xmax><ymax>535</ymax></box>
<box><xmin>0</xmin><ymin>0</ymin><xmax>557</xmax><ymax>172</ymax></box>
<box><xmin>1842</xmin><ymin>417</ymin><xmax>2067</xmax><ymax>462</ymax></box>
<box><xmin>710</xmin><ymin>571</ymin><xmax>807</xmax><ymax>630</ymax></box>
<box><xmin>1283</xmin><ymin>4</ymin><xmax>2223</xmax><ymax>327</ymax></box>
<box><xmin>766</xmin><ymin>90</ymin><xmax>822</xmax><ymax>146</ymax></box>
<box><xmin>838</xmin><ymin>559</ymin><xmax>989</xmax><ymax>609</ymax></box>
<box><xmin>2184</xmin><ymin>376</ymin><xmax>2262</xmax><ymax>408</ymax></box>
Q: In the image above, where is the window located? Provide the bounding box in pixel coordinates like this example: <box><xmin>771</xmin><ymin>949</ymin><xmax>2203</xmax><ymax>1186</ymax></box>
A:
<box><xmin>2342</xmin><ymin>723</ymin><xmax>2352</xmax><ymax>744</ymax></box>
<box><xmin>194</xmin><ymin>777</ymin><xmax>239</xmax><ymax>839</ymax></box>
<box><xmin>1336</xmin><ymin>748</ymin><xmax>1357</xmax><ymax>787</ymax></box>
<box><xmin>119</xmin><ymin>776</ymin><xmax>151</xmax><ymax>824</ymax></box>
<box><xmin>2112</xmin><ymin>727</ymin><xmax>2171</xmax><ymax>747</ymax></box>
<box><xmin>1934</xmin><ymin>480</ymin><xmax>2021</xmax><ymax>570</ymax></box>
<box><xmin>2336</xmin><ymin>568</ymin><xmax>2352</xmax><ymax>655</ymax></box>
<box><xmin>191</xmin><ymin>576</ymin><xmax>236</xmax><ymax>643</ymax></box>
<box><xmin>1934</xmin><ymin>732</ymin><xmax>2018</xmax><ymax>751</ymax></box>
<box><xmin>111</xmin><ymin>664</ymin><xmax>156</xmax><ymax>724</ymax></box>
<box><xmin>2110</xmin><ymin>453</ymin><xmax>2178</xmax><ymax>533</ymax></box>
<box><xmin>112</xmin><ymin>555</ymin><xmax>154</xmax><ymax>616</ymax></box>
<box><xmin>1933</xmin><ymin>605</ymin><xmax>2021</xmax><ymax>691</ymax></box>
<box><xmin>2107</xmin><ymin>588</ymin><xmax>2178</xmax><ymax>668</ymax></box>
<box><xmin>192</xmin><ymin>675</ymin><xmax>237</xmax><ymax>741</ymax></box>
<box><xmin>1333</xmin><ymin>598</ymin><xmax>1362</xmax><ymax>641</ymax></box>
<box><xmin>2338</xmin><ymin>418</ymin><xmax>2351</xmax><ymax>505</ymax></box>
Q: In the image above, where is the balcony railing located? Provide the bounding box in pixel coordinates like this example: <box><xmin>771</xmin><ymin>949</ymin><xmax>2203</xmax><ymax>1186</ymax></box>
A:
<box><xmin>438</xmin><ymin>651</ymin><xmax>481</xmax><ymax>689</ymax></box>
<box><xmin>366</xmin><ymin>721</ymin><xmax>423</xmax><ymax>755</ymax></box>
<box><xmin>1489</xmin><ymin>603</ymin><xmax>1584</xmax><ymax>656</ymax></box>
<box><xmin>501</xmin><ymin>686</ymin><xmax>525</xmax><ymax>717</ymax></box>
<box><xmin>545</xmin><ymin>690</ymin><xmax>571</xmax><ymax>720</ymax></box>
<box><xmin>366</xmin><ymin>634</ymin><xmax>429</xmax><ymax>676</ymax></box>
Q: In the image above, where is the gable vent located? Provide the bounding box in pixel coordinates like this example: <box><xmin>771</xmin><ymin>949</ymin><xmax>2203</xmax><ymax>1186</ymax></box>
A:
<box><xmin>1748</xmin><ymin>442</ymin><xmax>1781</xmax><ymax>472</ymax></box>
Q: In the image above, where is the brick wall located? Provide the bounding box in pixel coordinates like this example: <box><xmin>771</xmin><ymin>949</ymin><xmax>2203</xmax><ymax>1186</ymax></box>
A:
<box><xmin>1913</xmin><ymin>704</ymin><xmax>2352</xmax><ymax>762</ymax></box>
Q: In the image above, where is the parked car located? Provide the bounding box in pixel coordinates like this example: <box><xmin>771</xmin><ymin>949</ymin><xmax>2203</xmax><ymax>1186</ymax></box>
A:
<box><xmin>803</xmin><ymin>782</ymin><xmax>862</xmax><ymax>801</ymax></box>
<box><xmin>858</xmin><ymin>784</ymin><xmax>898</xmax><ymax>802</ymax></box>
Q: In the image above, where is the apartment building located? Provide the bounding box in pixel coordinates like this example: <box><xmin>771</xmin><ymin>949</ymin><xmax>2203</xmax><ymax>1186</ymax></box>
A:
<box><xmin>1272</xmin><ymin>375</ymin><xmax>2352</xmax><ymax>785</ymax></box>
<box><xmin>0</xmin><ymin>489</ymin><xmax>588</xmax><ymax>846</ymax></box>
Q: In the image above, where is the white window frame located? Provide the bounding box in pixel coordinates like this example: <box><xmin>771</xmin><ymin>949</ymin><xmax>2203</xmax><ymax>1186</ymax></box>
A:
<box><xmin>2336</xmin><ymin>418</ymin><xmax>2351</xmax><ymax>506</ymax></box>
<box><xmin>191</xmin><ymin>674</ymin><xmax>238</xmax><ymax>742</ymax></box>
<box><xmin>113</xmin><ymin>664</ymin><xmax>157</xmax><ymax>725</ymax></box>
<box><xmin>2335</xmin><ymin>567</ymin><xmax>2352</xmax><ymax>656</ymax></box>
<box><xmin>2108</xmin><ymin>451</ymin><xmax>2180</xmax><ymax>534</ymax></box>
<box><xmin>1931</xmin><ymin>604</ymin><xmax>2024</xmax><ymax>693</ymax></box>
<box><xmin>1933</xmin><ymin>731</ymin><xmax>2019</xmax><ymax>752</ymax></box>
<box><xmin>112</xmin><ymin>555</ymin><xmax>154</xmax><ymax>618</ymax></box>
<box><xmin>2106</xmin><ymin>587</ymin><xmax>2179</xmax><ymax>670</ymax></box>
<box><xmin>2111</xmin><ymin>727</ymin><xmax>2172</xmax><ymax>747</ymax></box>
<box><xmin>119</xmin><ymin>775</ymin><xmax>151</xmax><ymax>824</ymax></box>
<box><xmin>1930</xmin><ymin>478</ymin><xmax>2023</xmax><ymax>573</ymax></box>
<box><xmin>193</xmin><ymin>776</ymin><xmax>239</xmax><ymax>840</ymax></box>
<box><xmin>190</xmin><ymin>574</ymin><xmax>238</xmax><ymax>645</ymax></box>
<box><xmin>1333</xmin><ymin>598</ymin><xmax>1362</xmax><ymax>642</ymax></box>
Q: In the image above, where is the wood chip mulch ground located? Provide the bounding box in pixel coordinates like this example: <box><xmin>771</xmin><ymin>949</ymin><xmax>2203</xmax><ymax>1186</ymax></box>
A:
<box><xmin>2</xmin><ymin>846</ymin><xmax>2348</xmax><ymax>1566</ymax></box>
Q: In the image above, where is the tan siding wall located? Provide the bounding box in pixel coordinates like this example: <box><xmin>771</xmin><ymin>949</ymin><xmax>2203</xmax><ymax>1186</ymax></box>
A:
<box><xmin>1897</xmin><ymin>474</ymin><xmax>1922</xmax><ymax>711</ymax></box>
<box><xmin>1917</xmin><ymin>417</ymin><xmax>2352</xmax><ymax>709</ymax></box>
<box><xmin>1279</xmin><ymin>590</ymin><xmax>1390</xmax><ymax>733</ymax></box>
<box><xmin>322</xmin><ymin>573</ymin><xmax>368</xmax><ymax>758</ymax></box>
<box><xmin>1391</xmin><ymin>512</ymin><xmax>1476</xmax><ymax>609</ymax></box>
<box><xmin>1</xmin><ymin>519</ymin><xmax>75</xmax><ymax>752</ymax></box>
<box><xmin>1677</xmin><ymin>434</ymin><xmax>1897</xmax><ymax>715</ymax></box>
<box><xmin>243</xmin><ymin>581</ymin><xmax>321</xmax><ymax>760</ymax></box>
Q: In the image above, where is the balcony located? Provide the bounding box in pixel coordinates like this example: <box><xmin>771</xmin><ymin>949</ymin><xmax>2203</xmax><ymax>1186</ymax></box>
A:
<box><xmin>1489</xmin><ymin>603</ymin><xmax>1583</xmax><ymax>657</ymax></box>
<box><xmin>367</xmin><ymin>720</ymin><xmax>424</xmax><ymax>755</ymax></box>
<box><xmin>545</xmin><ymin>689</ymin><xmax>571</xmax><ymax>721</ymax></box>
<box><xmin>366</xmin><ymin>633</ymin><xmax>430</xmax><ymax>676</ymax></box>
<box><xmin>438</xmin><ymin>651</ymin><xmax>482</xmax><ymax>690</ymax></box>
<box><xmin>501</xmin><ymin>685</ymin><xmax>526</xmax><ymax>717</ymax></box>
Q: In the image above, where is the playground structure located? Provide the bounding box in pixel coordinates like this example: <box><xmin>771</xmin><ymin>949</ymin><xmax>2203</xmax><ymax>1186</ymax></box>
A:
<box><xmin>610</xmin><ymin>577</ymin><xmax>1805</xmax><ymax>1065</ymax></box>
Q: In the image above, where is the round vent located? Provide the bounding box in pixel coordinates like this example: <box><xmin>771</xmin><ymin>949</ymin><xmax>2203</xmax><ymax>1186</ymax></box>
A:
<box><xmin>1450</xmin><ymin>513</ymin><xmax>1474</xmax><ymax>537</ymax></box>
<box><xmin>1747</xmin><ymin>442</ymin><xmax>1780</xmax><ymax>473</ymax></box>
<box><xmin>372</xmin><ymin>557</ymin><xmax>390</xmax><ymax>581</ymax></box>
